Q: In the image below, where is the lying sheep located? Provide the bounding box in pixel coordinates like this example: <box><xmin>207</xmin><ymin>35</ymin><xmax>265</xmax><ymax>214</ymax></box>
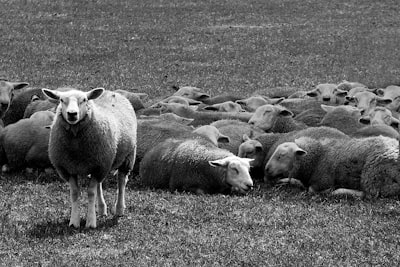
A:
<box><xmin>0</xmin><ymin>110</ymin><xmax>54</xmax><ymax>173</ymax></box>
<box><xmin>248</xmin><ymin>104</ymin><xmax>307</xmax><ymax>133</ymax></box>
<box><xmin>201</xmin><ymin>101</ymin><xmax>245</xmax><ymax>113</ymax></box>
<box><xmin>138</xmin><ymin>113</ymin><xmax>194</xmax><ymax>125</ymax></box>
<box><xmin>173</xmin><ymin>86</ymin><xmax>210</xmax><ymax>101</ymax></box>
<box><xmin>23</xmin><ymin>95</ymin><xmax>57</xmax><ymax>118</ymax></box>
<box><xmin>139</xmin><ymin>137</ymin><xmax>254</xmax><ymax>194</ymax></box>
<box><xmin>306</xmin><ymin>83</ymin><xmax>347</xmax><ymax>104</ymax></box>
<box><xmin>345</xmin><ymin>91</ymin><xmax>392</xmax><ymax>115</ymax></box>
<box><xmin>336</xmin><ymin>81</ymin><xmax>366</xmax><ymax>91</ymax></box>
<box><xmin>114</xmin><ymin>89</ymin><xmax>147</xmax><ymax>111</ymax></box>
<box><xmin>375</xmin><ymin>85</ymin><xmax>400</xmax><ymax>113</ymax></box>
<box><xmin>235</xmin><ymin>96</ymin><xmax>284</xmax><ymax>112</ymax></box>
<box><xmin>151</xmin><ymin>95</ymin><xmax>202</xmax><ymax>108</ymax></box>
<box><xmin>42</xmin><ymin>88</ymin><xmax>137</xmax><ymax>228</ymax></box>
<box><xmin>359</xmin><ymin>106</ymin><xmax>399</xmax><ymax>128</ymax></box>
<box><xmin>238</xmin><ymin>134</ymin><xmax>264</xmax><ymax>180</ymax></box>
<box><xmin>210</xmin><ymin>119</ymin><xmax>264</xmax><ymax>154</ymax></box>
<box><xmin>0</xmin><ymin>81</ymin><xmax>30</xmax><ymax>123</ymax></box>
<box><xmin>265</xmin><ymin>136</ymin><xmax>400</xmax><ymax>198</ymax></box>
<box><xmin>239</xmin><ymin>126</ymin><xmax>349</xmax><ymax>180</ymax></box>
<box><xmin>159</xmin><ymin>102</ymin><xmax>253</xmax><ymax>126</ymax></box>
<box><xmin>201</xmin><ymin>94</ymin><xmax>243</xmax><ymax>105</ymax></box>
<box><xmin>135</xmin><ymin>118</ymin><xmax>229</xmax><ymax>172</ymax></box>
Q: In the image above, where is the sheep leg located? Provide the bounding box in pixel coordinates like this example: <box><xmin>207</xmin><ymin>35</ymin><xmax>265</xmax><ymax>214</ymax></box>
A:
<box><xmin>277</xmin><ymin>178</ymin><xmax>305</xmax><ymax>189</ymax></box>
<box><xmin>97</xmin><ymin>182</ymin><xmax>107</xmax><ymax>216</ymax></box>
<box><xmin>69</xmin><ymin>176</ymin><xmax>81</xmax><ymax>228</ymax></box>
<box><xmin>86</xmin><ymin>178</ymin><xmax>98</xmax><ymax>228</ymax></box>
<box><xmin>113</xmin><ymin>171</ymin><xmax>128</xmax><ymax>216</ymax></box>
<box><xmin>331</xmin><ymin>188</ymin><xmax>365</xmax><ymax>198</ymax></box>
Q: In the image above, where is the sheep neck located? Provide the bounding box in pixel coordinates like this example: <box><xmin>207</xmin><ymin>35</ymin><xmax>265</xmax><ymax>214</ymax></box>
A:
<box><xmin>61</xmin><ymin>112</ymin><xmax>91</xmax><ymax>137</ymax></box>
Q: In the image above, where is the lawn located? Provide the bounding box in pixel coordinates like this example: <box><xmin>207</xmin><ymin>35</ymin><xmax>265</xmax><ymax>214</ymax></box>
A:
<box><xmin>1</xmin><ymin>0</ymin><xmax>400</xmax><ymax>266</ymax></box>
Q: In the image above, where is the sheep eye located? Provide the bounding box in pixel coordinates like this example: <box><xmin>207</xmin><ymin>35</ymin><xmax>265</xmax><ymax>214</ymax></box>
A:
<box><xmin>60</xmin><ymin>99</ymin><xmax>64</xmax><ymax>103</ymax></box>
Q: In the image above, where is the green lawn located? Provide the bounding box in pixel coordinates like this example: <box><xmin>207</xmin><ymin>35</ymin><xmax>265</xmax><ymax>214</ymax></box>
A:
<box><xmin>1</xmin><ymin>0</ymin><xmax>400</xmax><ymax>266</ymax></box>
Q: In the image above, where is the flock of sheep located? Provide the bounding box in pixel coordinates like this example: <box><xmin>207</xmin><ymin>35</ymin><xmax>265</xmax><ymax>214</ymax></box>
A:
<box><xmin>1</xmin><ymin>78</ymin><xmax>400</xmax><ymax>228</ymax></box>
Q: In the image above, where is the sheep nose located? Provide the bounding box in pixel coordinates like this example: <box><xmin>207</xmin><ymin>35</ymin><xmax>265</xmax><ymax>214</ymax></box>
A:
<box><xmin>360</xmin><ymin>109</ymin><xmax>366</xmax><ymax>116</ymax></box>
<box><xmin>248</xmin><ymin>120</ymin><xmax>255</xmax><ymax>125</ymax></box>
<box><xmin>0</xmin><ymin>102</ymin><xmax>9</xmax><ymax>112</ymax></box>
<box><xmin>322</xmin><ymin>97</ymin><xmax>331</xmax><ymax>101</ymax></box>
<box><xmin>67</xmin><ymin>111</ymin><xmax>78</xmax><ymax>122</ymax></box>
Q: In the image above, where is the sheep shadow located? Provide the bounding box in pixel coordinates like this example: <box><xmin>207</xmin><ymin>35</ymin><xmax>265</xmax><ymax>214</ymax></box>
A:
<box><xmin>28</xmin><ymin>215</ymin><xmax>120</xmax><ymax>239</ymax></box>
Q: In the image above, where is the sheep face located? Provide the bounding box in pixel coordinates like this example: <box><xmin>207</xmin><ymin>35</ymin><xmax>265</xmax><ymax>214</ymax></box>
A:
<box><xmin>264</xmin><ymin>142</ymin><xmax>306</xmax><ymax>183</ymax></box>
<box><xmin>42</xmin><ymin>88</ymin><xmax>104</xmax><ymax>125</ymax></box>
<box><xmin>209</xmin><ymin>156</ymin><xmax>254</xmax><ymax>194</ymax></box>
<box><xmin>238</xmin><ymin>139</ymin><xmax>264</xmax><ymax>168</ymax></box>
<box><xmin>376</xmin><ymin>85</ymin><xmax>400</xmax><ymax>112</ymax></box>
<box><xmin>306</xmin><ymin>83</ymin><xmax>347</xmax><ymax>104</ymax></box>
<box><xmin>0</xmin><ymin>80</ymin><xmax>29</xmax><ymax>118</ymax></box>
<box><xmin>345</xmin><ymin>91</ymin><xmax>392</xmax><ymax>115</ymax></box>
<box><xmin>248</xmin><ymin>104</ymin><xmax>293</xmax><ymax>132</ymax></box>
<box><xmin>359</xmin><ymin>107</ymin><xmax>399</xmax><ymax>127</ymax></box>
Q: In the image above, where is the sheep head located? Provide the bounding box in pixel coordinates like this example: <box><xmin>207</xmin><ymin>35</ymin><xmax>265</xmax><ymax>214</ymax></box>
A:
<box><xmin>0</xmin><ymin>80</ymin><xmax>29</xmax><ymax>118</ymax></box>
<box><xmin>42</xmin><ymin>88</ymin><xmax>104</xmax><ymax>125</ymax></box>
<box><xmin>248</xmin><ymin>104</ymin><xmax>293</xmax><ymax>132</ymax></box>
<box><xmin>209</xmin><ymin>156</ymin><xmax>254</xmax><ymax>194</ymax></box>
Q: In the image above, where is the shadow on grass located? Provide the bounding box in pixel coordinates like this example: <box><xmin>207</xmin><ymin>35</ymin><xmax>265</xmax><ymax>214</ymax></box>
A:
<box><xmin>28</xmin><ymin>215</ymin><xmax>121</xmax><ymax>239</ymax></box>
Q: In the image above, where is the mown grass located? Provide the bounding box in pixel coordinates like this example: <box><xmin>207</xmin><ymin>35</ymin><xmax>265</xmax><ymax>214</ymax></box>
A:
<box><xmin>1</xmin><ymin>0</ymin><xmax>400</xmax><ymax>266</ymax></box>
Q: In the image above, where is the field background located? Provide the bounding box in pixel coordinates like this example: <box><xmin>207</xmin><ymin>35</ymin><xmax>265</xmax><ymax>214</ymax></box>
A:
<box><xmin>1</xmin><ymin>0</ymin><xmax>400</xmax><ymax>266</ymax></box>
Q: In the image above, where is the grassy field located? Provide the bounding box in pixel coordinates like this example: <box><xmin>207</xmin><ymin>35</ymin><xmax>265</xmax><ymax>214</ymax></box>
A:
<box><xmin>1</xmin><ymin>0</ymin><xmax>400</xmax><ymax>266</ymax></box>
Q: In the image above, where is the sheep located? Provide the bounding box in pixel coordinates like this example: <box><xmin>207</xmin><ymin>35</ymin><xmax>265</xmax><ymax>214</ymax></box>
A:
<box><xmin>151</xmin><ymin>95</ymin><xmax>202</xmax><ymax>107</ymax></box>
<box><xmin>0</xmin><ymin>110</ymin><xmax>54</xmax><ymax>173</ymax></box>
<box><xmin>114</xmin><ymin>89</ymin><xmax>147</xmax><ymax>111</ymax></box>
<box><xmin>42</xmin><ymin>87</ymin><xmax>137</xmax><ymax>229</ymax></box>
<box><xmin>158</xmin><ymin>102</ymin><xmax>253</xmax><ymax>126</ymax></box>
<box><xmin>248</xmin><ymin>104</ymin><xmax>307</xmax><ymax>133</ymax></box>
<box><xmin>279</xmin><ymin>98</ymin><xmax>329</xmax><ymax>116</ymax></box>
<box><xmin>345</xmin><ymin>91</ymin><xmax>392</xmax><ymax>115</ymax></box>
<box><xmin>264</xmin><ymin>135</ymin><xmax>400</xmax><ymax>198</ymax></box>
<box><xmin>201</xmin><ymin>101</ymin><xmax>245</xmax><ymax>113</ymax></box>
<box><xmin>139</xmin><ymin>137</ymin><xmax>254</xmax><ymax>194</ymax></box>
<box><xmin>138</xmin><ymin>113</ymin><xmax>194</xmax><ymax>125</ymax></box>
<box><xmin>238</xmin><ymin>126</ymin><xmax>349</xmax><ymax>180</ymax></box>
<box><xmin>237</xmin><ymin>134</ymin><xmax>265</xmax><ymax>180</ymax></box>
<box><xmin>173</xmin><ymin>86</ymin><xmax>210</xmax><ymax>101</ymax></box>
<box><xmin>235</xmin><ymin>96</ymin><xmax>284</xmax><ymax>112</ymax></box>
<box><xmin>359</xmin><ymin>106</ymin><xmax>399</xmax><ymax>128</ymax></box>
<box><xmin>135</xmin><ymin>118</ymin><xmax>229</xmax><ymax>172</ymax></box>
<box><xmin>210</xmin><ymin>119</ymin><xmax>264</xmax><ymax>154</ymax></box>
<box><xmin>376</xmin><ymin>85</ymin><xmax>400</xmax><ymax>113</ymax></box>
<box><xmin>305</xmin><ymin>83</ymin><xmax>348</xmax><ymax>104</ymax></box>
<box><xmin>23</xmin><ymin>96</ymin><xmax>57</xmax><ymax>118</ymax></box>
<box><xmin>318</xmin><ymin>104</ymin><xmax>364</xmax><ymax>135</ymax></box>
<box><xmin>336</xmin><ymin>81</ymin><xmax>367</xmax><ymax>91</ymax></box>
<box><xmin>0</xmin><ymin>80</ymin><xmax>30</xmax><ymax>123</ymax></box>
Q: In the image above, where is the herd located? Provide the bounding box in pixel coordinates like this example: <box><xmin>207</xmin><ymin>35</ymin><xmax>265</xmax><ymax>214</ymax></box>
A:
<box><xmin>1</xmin><ymin>78</ymin><xmax>400</xmax><ymax>228</ymax></box>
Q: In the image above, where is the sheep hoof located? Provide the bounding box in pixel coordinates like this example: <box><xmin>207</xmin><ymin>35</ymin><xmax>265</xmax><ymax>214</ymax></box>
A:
<box><xmin>69</xmin><ymin>219</ymin><xmax>81</xmax><ymax>228</ymax></box>
<box><xmin>111</xmin><ymin>204</ymin><xmax>125</xmax><ymax>216</ymax></box>
<box><xmin>85</xmin><ymin>221</ymin><xmax>97</xmax><ymax>229</ymax></box>
<box><xmin>331</xmin><ymin>188</ymin><xmax>365</xmax><ymax>198</ymax></box>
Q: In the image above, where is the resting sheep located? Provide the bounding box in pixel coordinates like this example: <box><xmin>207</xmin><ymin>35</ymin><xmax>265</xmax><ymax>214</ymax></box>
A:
<box><xmin>139</xmin><ymin>137</ymin><xmax>254</xmax><ymax>194</ymax></box>
<box><xmin>42</xmin><ymin>87</ymin><xmax>137</xmax><ymax>228</ymax></box>
<box><xmin>173</xmin><ymin>86</ymin><xmax>210</xmax><ymax>101</ymax></box>
<box><xmin>306</xmin><ymin>83</ymin><xmax>347</xmax><ymax>104</ymax></box>
<box><xmin>0</xmin><ymin>110</ymin><xmax>54</xmax><ymax>173</ymax></box>
<box><xmin>0</xmin><ymin>80</ymin><xmax>30</xmax><ymax>123</ymax></box>
<box><xmin>235</xmin><ymin>96</ymin><xmax>284</xmax><ymax>112</ymax></box>
<box><xmin>248</xmin><ymin>104</ymin><xmax>307</xmax><ymax>133</ymax></box>
<box><xmin>264</xmin><ymin>136</ymin><xmax>400</xmax><ymax>198</ymax></box>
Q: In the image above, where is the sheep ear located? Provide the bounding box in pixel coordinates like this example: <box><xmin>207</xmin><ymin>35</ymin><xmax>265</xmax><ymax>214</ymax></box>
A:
<box><xmin>320</xmin><ymin>104</ymin><xmax>336</xmax><ymax>113</ymax></box>
<box><xmin>87</xmin><ymin>88</ymin><xmax>104</xmax><ymax>100</ymax></box>
<box><xmin>31</xmin><ymin>95</ymin><xmax>40</xmax><ymax>102</ymax></box>
<box><xmin>279</xmin><ymin>108</ymin><xmax>293</xmax><ymax>117</ymax></box>
<box><xmin>335</xmin><ymin>89</ymin><xmax>348</xmax><ymax>97</ymax></box>
<box><xmin>375</xmin><ymin>88</ymin><xmax>385</xmax><ymax>96</ymax></box>
<box><xmin>376</xmin><ymin>97</ymin><xmax>392</xmax><ymax>105</ymax></box>
<box><xmin>270</xmin><ymin>97</ymin><xmax>285</xmax><ymax>105</ymax></box>
<box><xmin>204</xmin><ymin>105</ymin><xmax>219</xmax><ymax>111</ymax></box>
<box><xmin>11</xmin><ymin>82</ymin><xmax>29</xmax><ymax>90</ymax></box>
<box><xmin>209</xmin><ymin>158</ymin><xmax>229</xmax><ymax>167</ymax></box>
<box><xmin>295</xmin><ymin>148</ymin><xmax>307</xmax><ymax>156</ymax></box>
<box><xmin>42</xmin><ymin>88</ymin><xmax>60</xmax><ymax>101</ymax></box>
<box><xmin>217</xmin><ymin>134</ymin><xmax>230</xmax><ymax>143</ymax></box>
<box><xmin>391</xmin><ymin>117</ymin><xmax>400</xmax><ymax>128</ymax></box>
<box><xmin>359</xmin><ymin>116</ymin><xmax>371</xmax><ymax>124</ymax></box>
<box><xmin>306</xmin><ymin>89</ymin><xmax>318</xmax><ymax>97</ymax></box>
<box><xmin>242</xmin><ymin>134</ymin><xmax>251</xmax><ymax>142</ymax></box>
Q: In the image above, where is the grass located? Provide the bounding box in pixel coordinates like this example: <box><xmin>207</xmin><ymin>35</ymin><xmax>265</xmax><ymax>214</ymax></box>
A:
<box><xmin>1</xmin><ymin>0</ymin><xmax>400</xmax><ymax>266</ymax></box>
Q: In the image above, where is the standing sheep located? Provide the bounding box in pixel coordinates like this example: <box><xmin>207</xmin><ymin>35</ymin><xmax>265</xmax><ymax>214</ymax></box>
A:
<box><xmin>42</xmin><ymin>88</ymin><xmax>137</xmax><ymax>228</ymax></box>
<box><xmin>139</xmin><ymin>138</ymin><xmax>254</xmax><ymax>194</ymax></box>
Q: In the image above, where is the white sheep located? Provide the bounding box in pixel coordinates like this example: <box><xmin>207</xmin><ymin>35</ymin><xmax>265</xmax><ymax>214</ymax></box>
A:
<box><xmin>265</xmin><ymin>136</ymin><xmax>400</xmax><ymax>198</ymax></box>
<box><xmin>173</xmin><ymin>86</ymin><xmax>210</xmax><ymax>101</ymax></box>
<box><xmin>139</xmin><ymin>137</ymin><xmax>254</xmax><ymax>194</ymax></box>
<box><xmin>235</xmin><ymin>96</ymin><xmax>284</xmax><ymax>112</ymax></box>
<box><xmin>0</xmin><ymin>80</ymin><xmax>30</xmax><ymax>123</ymax></box>
<box><xmin>42</xmin><ymin>88</ymin><xmax>137</xmax><ymax>228</ymax></box>
<box><xmin>306</xmin><ymin>83</ymin><xmax>348</xmax><ymax>104</ymax></box>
